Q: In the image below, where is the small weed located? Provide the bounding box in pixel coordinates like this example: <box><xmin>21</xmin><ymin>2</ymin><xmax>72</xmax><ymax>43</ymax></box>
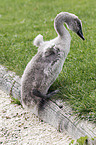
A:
<box><xmin>11</xmin><ymin>97</ymin><xmax>22</xmax><ymax>106</ymax></box>
<box><xmin>69</xmin><ymin>136</ymin><xmax>95</xmax><ymax>145</ymax></box>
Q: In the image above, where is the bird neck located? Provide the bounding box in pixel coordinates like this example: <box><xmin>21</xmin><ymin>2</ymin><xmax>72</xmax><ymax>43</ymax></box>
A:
<box><xmin>54</xmin><ymin>12</ymin><xmax>70</xmax><ymax>37</ymax></box>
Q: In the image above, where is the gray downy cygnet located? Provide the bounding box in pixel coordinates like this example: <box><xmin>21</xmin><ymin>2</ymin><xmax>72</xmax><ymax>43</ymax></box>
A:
<box><xmin>21</xmin><ymin>12</ymin><xmax>85</xmax><ymax>113</ymax></box>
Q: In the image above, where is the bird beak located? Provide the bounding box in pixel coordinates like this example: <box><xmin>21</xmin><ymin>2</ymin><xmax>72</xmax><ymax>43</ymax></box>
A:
<box><xmin>77</xmin><ymin>30</ymin><xmax>85</xmax><ymax>40</ymax></box>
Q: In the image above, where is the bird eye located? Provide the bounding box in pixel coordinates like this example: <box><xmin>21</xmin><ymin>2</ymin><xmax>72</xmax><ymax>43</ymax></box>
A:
<box><xmin>78</xmin><ymin>22</ymin><xmax>81</xmax><ymax>29</ymax></box>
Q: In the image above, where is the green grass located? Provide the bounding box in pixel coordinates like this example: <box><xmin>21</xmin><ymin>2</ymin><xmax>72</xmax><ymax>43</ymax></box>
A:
<box><xmin>69</xmin><ymin>136</ymin><xmax>88</xmax><ymax>145</ymax></box>
<box><xmin>0</xmin><ymin>0</ymin><xmax>96</xmax><ymax>122</ymax></box>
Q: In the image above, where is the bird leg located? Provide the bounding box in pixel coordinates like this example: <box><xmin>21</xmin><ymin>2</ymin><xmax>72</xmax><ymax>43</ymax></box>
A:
<box><xmin>32</xmin><ymin>89</ymin><xmax>59</xmax><ymax>99</ymax></box>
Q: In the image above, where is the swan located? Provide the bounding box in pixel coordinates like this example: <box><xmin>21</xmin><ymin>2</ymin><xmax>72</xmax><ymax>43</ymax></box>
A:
<box><xmin>21</xmin><ymin>12</ymin><xmax>85</xmax><ymax>110</ymax></box>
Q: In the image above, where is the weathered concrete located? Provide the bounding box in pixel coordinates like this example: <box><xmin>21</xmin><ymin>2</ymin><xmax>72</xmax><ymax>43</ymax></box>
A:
<box><xmin>0</xmin><ymin>65</ymin><xmax>96</xmax><ymax>144</ymax></box>
<box><xmin>0</xmin><ymin>65</ymin><xmax>21</xmax><ymax>100</ymax></box>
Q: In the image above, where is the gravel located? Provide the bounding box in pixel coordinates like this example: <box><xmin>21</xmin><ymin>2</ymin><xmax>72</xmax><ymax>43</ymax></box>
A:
<box><xmin>0</xmin><ymin>90</ymin><xmax>71</xmax><ymax>145</ymax></box>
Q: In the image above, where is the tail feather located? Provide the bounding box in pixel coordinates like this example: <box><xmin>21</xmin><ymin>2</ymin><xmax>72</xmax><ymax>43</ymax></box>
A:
<box><xmin>33</xmin><ymin>34</ymin><xmax>43</xmax><ymax>47</ymax></box>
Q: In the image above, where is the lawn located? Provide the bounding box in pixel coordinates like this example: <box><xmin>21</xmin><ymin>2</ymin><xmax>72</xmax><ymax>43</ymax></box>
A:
<box><xmin>0</xmin><ymin>0</ymin><xmax>96</xmax><ymax>122</ymax></box>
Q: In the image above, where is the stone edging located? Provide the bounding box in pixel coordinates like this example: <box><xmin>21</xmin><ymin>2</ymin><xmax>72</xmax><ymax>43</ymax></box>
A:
<box><xmin>0</xmin><ymin>65</ymin><xmax>96</xmax><ymax>144</ymax></box>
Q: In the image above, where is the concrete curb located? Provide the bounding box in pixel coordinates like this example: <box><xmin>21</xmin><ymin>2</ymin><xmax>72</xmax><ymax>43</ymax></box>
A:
<box><xmin>0</xmin><ymin>65</ymin><xmax>96</xmax><ymax>144</ymax></box>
